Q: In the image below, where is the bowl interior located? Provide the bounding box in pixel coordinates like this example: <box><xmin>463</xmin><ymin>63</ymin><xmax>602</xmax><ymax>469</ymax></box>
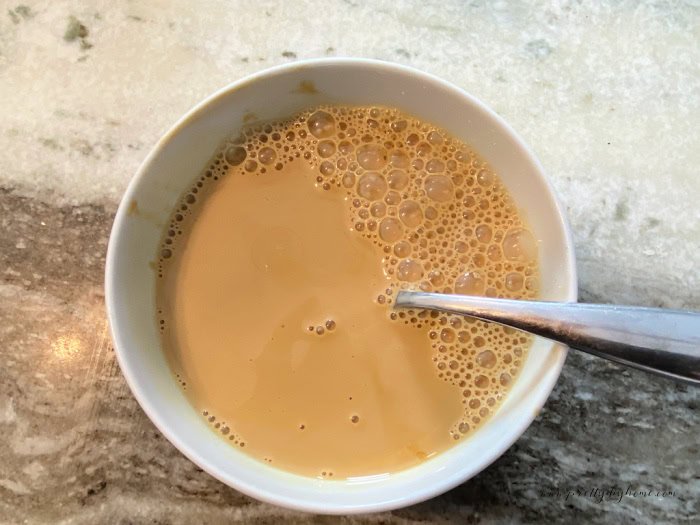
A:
<box><xmin>106</xmin><ymin>59</ymin><xmax>577</xmax><ymax>514</ymax></box>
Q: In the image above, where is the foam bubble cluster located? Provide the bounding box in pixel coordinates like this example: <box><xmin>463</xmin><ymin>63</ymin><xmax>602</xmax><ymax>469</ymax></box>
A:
<box><xmin>158</xmin><ymin>105</ymin><xmax>539</xmax><ymax>447</ymax></box>
<box><xmin>201</xmin><ymin>409</ymin><xmax>246</xmax><ymax>448</ymax></box>
<box><xmin>307</xmin><ymin>319</ymin><xmax>337</xmax><ymax>336</ymax></box>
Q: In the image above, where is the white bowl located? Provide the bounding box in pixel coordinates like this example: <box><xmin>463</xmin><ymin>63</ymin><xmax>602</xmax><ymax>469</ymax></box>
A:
<box><xmin>105</xmin><ymin>58</ymin><xmax>577</xmax><ymax>514</ymax></box>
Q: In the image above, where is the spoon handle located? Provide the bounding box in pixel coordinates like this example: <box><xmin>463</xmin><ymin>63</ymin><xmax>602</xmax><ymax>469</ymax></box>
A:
<box><xmin>395</xmin><ymin>291</ymin><xmax>700</xmax><ymax>386</ymax></box>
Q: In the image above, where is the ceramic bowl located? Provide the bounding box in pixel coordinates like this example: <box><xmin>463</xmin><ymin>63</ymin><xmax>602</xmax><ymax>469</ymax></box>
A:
<box><xmin>105</xmin><ymin>58</ymin><xmax>577</xmax><ymax>514</ymax></box>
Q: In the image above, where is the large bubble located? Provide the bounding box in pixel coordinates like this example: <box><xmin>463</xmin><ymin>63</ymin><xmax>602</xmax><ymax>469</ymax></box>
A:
<box><xmin>424</xmin><ymin>175</ymin><xmax>454</xmax><ymax>202</ymax></box>
<box><xmin>356</xmin><ymin>144</ymin><xmax>388</xmax><ymax>170</ymax></box>
<box><xmin>357</xmin><ymin>172</ymin><xmax>387</xmax><ymax>201</ymax></box>
<box><xmin>307</xmin><ymin>111</ymin><xmax>336</xmax><ymax>138</ymax></box>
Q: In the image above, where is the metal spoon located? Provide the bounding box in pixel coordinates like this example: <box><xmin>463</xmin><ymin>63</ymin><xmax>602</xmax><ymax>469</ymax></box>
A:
<box><xmin>394</xmin><ymin>291</ymin><xmax>700</xmax><ymax>386</ymax></box>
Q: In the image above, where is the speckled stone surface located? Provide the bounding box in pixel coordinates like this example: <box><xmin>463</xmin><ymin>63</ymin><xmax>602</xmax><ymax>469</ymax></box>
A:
<box><xmin>1</xmin><ymin>1</ymin><xmax>698</xmax><ymax>523</ymax></box>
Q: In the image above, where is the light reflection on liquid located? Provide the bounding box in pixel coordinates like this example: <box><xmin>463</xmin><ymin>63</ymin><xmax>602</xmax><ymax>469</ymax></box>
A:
<box><xmin>346</xmin><ymin>472</ymin><xmax>392</xmax><ymax>485</ymax></box>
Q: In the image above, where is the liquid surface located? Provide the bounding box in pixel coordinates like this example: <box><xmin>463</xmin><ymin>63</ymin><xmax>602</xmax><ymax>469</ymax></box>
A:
<box><xmin>157</xmin><ymin>105</ymin><xmax>539</xmax><ymax>479</ymax></box>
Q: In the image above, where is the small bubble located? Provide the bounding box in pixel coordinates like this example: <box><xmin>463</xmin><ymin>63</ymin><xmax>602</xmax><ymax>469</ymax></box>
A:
<box><xmin>502</xmin><ymin>228</ymin><xmax>537</xmax><ymax>262</ymax></box>
<box><xmin>440</xmin><ymin>328</ymin><xmax>455</xmax><ymax>343</ymax></box>
<box><xmin>426</xmin><ymin>159</ymin><xmax>445</xmax><ymax>173</ymax></box>
<box><xmin>388</xmin><ymin>149</ymin><xmax>409</xmax><ymax>169</ymax></box>
<box><xmin>391</xmin><ymin>120</ymin><xmax>407</xmax><ymax>132</ymax></box>
<box><xmin>398</xmin><ymin>200</ymin><xmax>423</xmax><ymax>228</ymax></box>
<box><xmin>416</xmin><ymin>142</ymin><xmax>432</xmax><ymax>157</ymax></box>
<box><xmin>477</xmin><ymin>169</ymin><xmax>494</xmax><ymax>187</ymax></box>
<box><xmin>397</xmin><ymin>259</ymin><xmax>423</xmax><ymax>282</ymax></box>
<box><xmin>455</xmin><ymin>271</ymin><xmax>485</xmax><ymax>296</ymax></box>
<box><xmin>427</xmin><ymin>131</ymin><xmax>443</xmax><ymax>144</ymax></box>
<box><xmin>225</xmin><ymin>146</ymin><xmax>247</xmax><ymax>166</ymax></box>
<box><xmin>342</xmin><ymin>172</ymin><xmax>356</xmax><ymax>188</ymax></box>
<box><xmin>475</xmin><ymin>224</ymin><xmax>492</xmax><ymax>243</ymax></box>
<box><xmin>319</xmin><ymin>161</ymin><xmax>335</xmax><ymax>176</ymax></box>
<box><xmin>258</xmin><ymin>146</ymin><xmax>276</xmax><ymax>165</ymax></box>
<box><xmin>317</xmin><ymin>140</ymin><xmax>336</xmax><ymax>158</ymax></box>
<box><xmin>387</xmin><ymin>169</ymin><xmax>409</xmax><ymax>190</ymax></box>
<box><xmin>427</xmin><ymin>270</ymin><xmax>444</xmax><ymax>287</ymax></box>
<box><xmin>476</xmin><ymin>350</ymin><xmax>497</xmax><ymax>368</ymax></box>
<box><xmin>370</xmin><ymin>201</ymin><xmax>386</xmax><ymax>218</ymax></box>
<box><xmin>379</xmin><ymin>217</ymin><xmax>403</xmax><ymax>242</ymax></box>
<box><xmin>425</xmin><ymin>206</ymin><xmax>438</xmax><ymax>220</ymax></box>
<box><xmin>338</xmin><ymin>140</ymin><xmax>354</xmax><ymax>154</ymax></box>
<box><xmin>505</xmin><ymin>272</ymin><xmax>524</xmax><ymax>291</ymax></box>
<box><xmin>424</xmin><ymin>175</ymin><xmax>454</xmax><ymax>202</ymax></box>
<box><xmin>487</xmin><ymin>244</ymin><xmax>502</xmax><ymax>261</ymax></box>
<box><xmin>384</xmin><ymin>190</ymin><xmax>401</xmax><ymax>206</ymax></box>
<box><xmin>475</xmin><ymin>375</ymin><xmax>490</xmax><ymax>388</ymax></box>
<box><xmin>393</xmin><ymin>240</ymin><xmax>411</xmax><ymax>258</ymax></box>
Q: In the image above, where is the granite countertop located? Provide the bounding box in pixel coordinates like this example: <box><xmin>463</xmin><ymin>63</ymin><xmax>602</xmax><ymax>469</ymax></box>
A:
<box><xmin>1</xmin><ymin>1</ymin><xmax>698</xmax><ymax>523</ymax></box>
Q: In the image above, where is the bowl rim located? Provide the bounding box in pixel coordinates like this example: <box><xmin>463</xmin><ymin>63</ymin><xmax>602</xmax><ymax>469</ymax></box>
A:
<box><xmin>105</xmin><ymin>57</ymin><xmax>578</xmax><ymax>514</ymax></box>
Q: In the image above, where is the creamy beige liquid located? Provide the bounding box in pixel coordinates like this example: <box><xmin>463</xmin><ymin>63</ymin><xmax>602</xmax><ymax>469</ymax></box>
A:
<box><xmin>157</xmin><ymin>105</ymin><xmax>539</xmax><ymax>479</ymax></box>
